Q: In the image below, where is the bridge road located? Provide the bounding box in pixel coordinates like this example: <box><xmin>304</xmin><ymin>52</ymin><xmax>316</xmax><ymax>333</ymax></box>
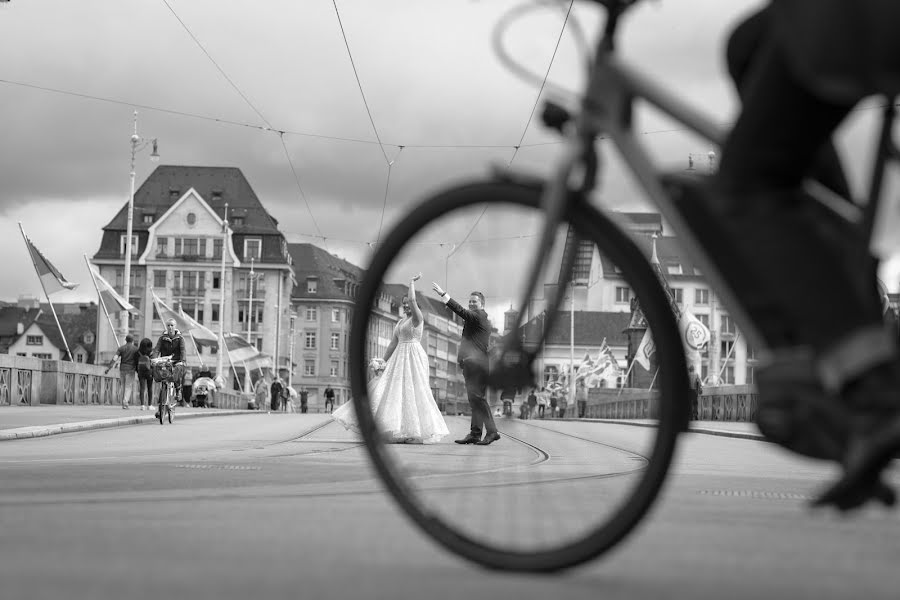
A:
<box><xmin>0</xmin><ymin>413</ymin><xmax>898</xmax><ymax>600</ymax></box>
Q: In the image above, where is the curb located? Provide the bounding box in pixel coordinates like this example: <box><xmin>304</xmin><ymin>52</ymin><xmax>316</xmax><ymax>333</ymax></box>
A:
<box><xmin>0</xmin><ymin>410</ymin><xmax>255</xmax><ymax>441</ymax></box>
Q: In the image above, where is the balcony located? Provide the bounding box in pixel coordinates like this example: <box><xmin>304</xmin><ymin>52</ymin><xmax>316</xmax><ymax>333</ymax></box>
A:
<box><xmin>235</xmin><ymin>287</ymin><xmax>266</xmax><ymax>299</ymax></box>
<box><xmin>171</xmin><ymin>287</ymin><xmax>206</xmax><ymax>297</ymax></box>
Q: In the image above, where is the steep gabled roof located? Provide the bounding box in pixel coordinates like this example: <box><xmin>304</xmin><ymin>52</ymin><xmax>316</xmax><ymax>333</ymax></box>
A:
<box><xmin>598</xmin><ymin>235</ymin><xmax>702</xmax><ymax>282</ymax></box>
<box><xmin>35</xmin><ymin>305</ymin><xmax>98</xmax><ymax>360</ymax></box>
<box><xmin>288</xmin><ymin>243</ymin><xmax>363</xmax><ymax>299</ymax></box>
<box><xmin>0</xmin><ymin>307</ymin><xmax>42</xmax><ymax>352</ymax></box>
<box><xmin>103</xmin><ymin>166</ymin><xmax>281</xmax><ymax>235</ymax></box>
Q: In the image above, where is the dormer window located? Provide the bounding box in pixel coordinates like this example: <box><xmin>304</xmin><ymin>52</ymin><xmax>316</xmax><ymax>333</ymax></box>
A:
<box><xmin>232</xmin><ymin>216</ymin><xmax>244</xmax><ymax>227</ymax></box>
<box><xmin>143</xmin><ymin>214</ymin><xmax>153</xmax><ymax>224</ymax></box>
<box><xmin>307</xmin><ymin>277</ymin><xmax>318</xmax><ymax>294</ymax></box>
<box><xmin>244</xmin><ymin>238</ymin><xmax>261</xmax><ymax>261</ymax></box>
<box><xmin>169</xmin><ymin>188</ymin><xmax>180</xmax><ymax>199</ymax></box>
<box><xmin>211</xmin><ymin>189</ymin><xmax>223</xmax><ymax>199</ymax></box>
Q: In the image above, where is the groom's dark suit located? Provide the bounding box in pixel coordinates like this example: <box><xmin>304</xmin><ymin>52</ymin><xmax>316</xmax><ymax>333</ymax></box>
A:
<box><xmin>445</xmin><ymin>298</ymin><xmax>497</xmax><ymax>438</ymax></box>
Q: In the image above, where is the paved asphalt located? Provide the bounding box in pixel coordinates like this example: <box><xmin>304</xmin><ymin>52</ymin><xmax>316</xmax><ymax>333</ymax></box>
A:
<box><xmin>1</xmin><ymin>407</ymin><xmax>898</xmax><ymax>600</ymax></box>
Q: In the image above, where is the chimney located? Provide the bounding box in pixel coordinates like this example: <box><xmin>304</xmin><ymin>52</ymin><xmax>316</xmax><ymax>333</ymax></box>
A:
<box><xmin>16</xmin><ymin>322</ymin><xmax>23</xmax><ymax>335</ymax></box>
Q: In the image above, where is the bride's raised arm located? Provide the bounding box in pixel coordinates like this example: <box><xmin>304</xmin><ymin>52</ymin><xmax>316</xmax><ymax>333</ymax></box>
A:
<box><xmin>409</xmin><ymin>273</ymin><xmax>424</xmax><ymax>327</ymax></box>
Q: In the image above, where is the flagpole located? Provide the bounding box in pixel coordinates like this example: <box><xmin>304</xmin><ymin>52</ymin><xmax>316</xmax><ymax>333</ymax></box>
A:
<box><xmin>716</xmin><ymin>331</ymin><xmax>740</xmax><ymax>383</ymax></box>
<box><xmin>188</xmin><ymin>331</ymin><xmax>205</xmax><ymax>368</ymax></box>
<box><xmin>84</xmin><ymin>255</ymin><xmax>121</xmax><ymax>348</ymax></box>
<box><xmin>648</xmin><ymin>367</ymin><xmax>659</xmax><ymax>391</ymax></box>
<box><xmin>19</xmin><ymin>223</ymin><xmax>73</xmax><ymax>361</ymax></box>
<box><xmin>217</xmin><ymin>203</ymin><xmax>229</xmax><ymax>385</ymax></box>
<box><xmin>618</xmin><ymin>359</ymin><xmax>636</xmax><ymax>398</ymax></box>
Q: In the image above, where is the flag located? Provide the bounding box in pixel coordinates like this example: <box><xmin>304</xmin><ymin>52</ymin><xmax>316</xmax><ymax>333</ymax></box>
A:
<box><xmin>178</xmin><ymin>307</ymin><xmax>218</xmax><ymax>348</ymax></box>
<box><xmin>88</xmin><ymin>264</ymin><xmax>140</xmax><ymax>315</ymax></box>
<box><xmin>649</xmin><ymin>236</ymin><xmax>680</xmax><ymax>319</ymax></box>
<box><xmin>151</xmin><ymin>290</ymin><xmax>194</xmax><ymax>332</ymax></box>
<box><xmin>678</xmin><ymin>309</ymin><xmax>710</xmax><ymax>352</ymax></box>
<box><xmin>24</xmin><ymin>234</ymin><xmax>77</xmax><ymax>294</ymax></box>
<box><xmin>635</xmin><ymin>329</ymin><xmax>655</xmax><ymax>371</ymax></box>
<box><xmin>223</xmin><ymin>332</ymin><xmax>261</xmax><ymax>364</ymax></box>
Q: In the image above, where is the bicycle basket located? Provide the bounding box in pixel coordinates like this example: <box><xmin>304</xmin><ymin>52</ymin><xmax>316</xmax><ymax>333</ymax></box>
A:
<box><xmin>151</xmin><ymin>360</ymin><xmax>175</xmax><ymax>382</ymax></box>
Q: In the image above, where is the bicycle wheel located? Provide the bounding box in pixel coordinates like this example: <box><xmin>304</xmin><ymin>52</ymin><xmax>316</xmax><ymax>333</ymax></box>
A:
<box><xmin>349</xmin><ymin>179</ymin><xmax>689</xmax><ymax>572</ymax></box>
<box><xmin>158</xmin><ymin>385</ymin><xmax>166</xmax><ymax>425</ymax></box>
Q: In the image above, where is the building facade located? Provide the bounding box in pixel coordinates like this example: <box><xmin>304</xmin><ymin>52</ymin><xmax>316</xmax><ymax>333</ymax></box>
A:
<box><xmin>92</xmin><ymin>166</ymin><xmax>294</xmax><ymax>388</ymax></box>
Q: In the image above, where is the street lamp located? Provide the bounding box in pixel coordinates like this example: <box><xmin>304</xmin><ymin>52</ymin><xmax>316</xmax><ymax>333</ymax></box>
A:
<box><xmin>123</xmin><ymin>110</ymin><xmax>159</xmax><ymax>339</ymax></box>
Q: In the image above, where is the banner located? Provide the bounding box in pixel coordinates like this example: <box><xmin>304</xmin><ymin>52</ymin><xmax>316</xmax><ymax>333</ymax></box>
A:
<box><xmin>88</xmin><ymin>264</ymin><xmax>140</xmax><ymax>315</ymax></box>
<box><xmin>223</xmin><ymin>332</ymin><xmax>261</xmax><ymax>364</ymax></box>
<box><xmin>635</xmin><ymin>329</ymin><xmax>655</xmax><ymax>371</ymax></box>
<box><xmin>151</xmin><ymin>289</ymin><xmax>195</xmax><ymax>332</ymax></box>
<box><xmin>24</xmin><ymin>233</ymin><xmax>78</xmax><ymax>294</ymax></box>
<box><xmin>678</xmin><ymin>309</ymin><xmax>710</xmax><ymax>352</ymax></box>
<box><xmin>178</xmin><ymin>307</ymin><xmax>218</xmax><ymax>347</ymax></box>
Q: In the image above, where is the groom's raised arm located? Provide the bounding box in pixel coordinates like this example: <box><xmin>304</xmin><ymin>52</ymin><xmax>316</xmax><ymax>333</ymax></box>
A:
<box><xmin>432</xmin><ymin>282</ymin><xmax>476</xmax><ymax>324</ymax></box>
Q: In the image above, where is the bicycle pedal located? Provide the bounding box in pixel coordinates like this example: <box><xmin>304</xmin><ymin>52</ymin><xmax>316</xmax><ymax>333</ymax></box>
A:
<box><xmin>755</xmin><ymin>349</ymin><xmax>849</xmax><ymax>462</ymax></box>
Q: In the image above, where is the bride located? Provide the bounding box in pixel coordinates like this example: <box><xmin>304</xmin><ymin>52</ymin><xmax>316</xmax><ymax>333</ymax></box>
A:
<box><xmin>332</xmin><ymin>273</ymin><xmax>449</xmax><ymax>443</ymax></box>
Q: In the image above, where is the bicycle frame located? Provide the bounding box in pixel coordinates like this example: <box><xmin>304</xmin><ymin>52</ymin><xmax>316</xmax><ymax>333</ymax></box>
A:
<box><xmin>512</xmin><ymin>3</ymin><xmax>899</xmax><ymax>361</ymax></box>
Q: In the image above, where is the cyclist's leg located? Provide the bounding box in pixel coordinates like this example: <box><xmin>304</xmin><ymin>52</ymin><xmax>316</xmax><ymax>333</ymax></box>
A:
<box><xmin>725</xmin><ymin>6</ymin><xmax>853</xmax><ymax>201</ymax></box>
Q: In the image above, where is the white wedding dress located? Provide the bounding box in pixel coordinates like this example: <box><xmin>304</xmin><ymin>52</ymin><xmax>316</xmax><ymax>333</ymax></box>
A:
<box><xmin>332</xmin><ymin>316</ymin><xmax>449</xmax><ymax>443</ymax></box>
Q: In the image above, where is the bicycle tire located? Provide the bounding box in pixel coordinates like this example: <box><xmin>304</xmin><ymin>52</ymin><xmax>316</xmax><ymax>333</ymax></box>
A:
<box><xmin>349</xmin><ymin>179</ymin><xmax>689</xmax><ymax>572</ymax></box>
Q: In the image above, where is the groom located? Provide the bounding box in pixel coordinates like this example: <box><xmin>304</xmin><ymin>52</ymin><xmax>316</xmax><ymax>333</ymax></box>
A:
<box><xmin>432</xmin><ymin>282</ymin><xmax>500</xmax><ymax>445</ymax></box>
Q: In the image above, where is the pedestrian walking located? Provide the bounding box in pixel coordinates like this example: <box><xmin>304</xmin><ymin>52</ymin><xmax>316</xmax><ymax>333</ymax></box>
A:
<box><xmin>136</xmin><ymin>337</ymin><xmax>153</xmax><ymax>411</ymax></box>
<box><xmin>300</xmin><ymin>388</ymin><xmax>309</xmax><ymax>413</ymax></box>
<box><xmin>105</xmin><ymin>335</ymin><xmax>138</xmax><ymax>409</ymax></box>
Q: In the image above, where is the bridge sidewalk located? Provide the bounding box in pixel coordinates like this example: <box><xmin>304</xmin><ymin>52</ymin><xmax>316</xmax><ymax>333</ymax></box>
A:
<box><xmin>0</xmin><ymin>404</ymin><xmax>254</xmax><ymax>441</ymax></box>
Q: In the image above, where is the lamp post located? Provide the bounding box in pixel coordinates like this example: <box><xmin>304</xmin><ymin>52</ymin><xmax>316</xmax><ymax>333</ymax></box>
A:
<box><xmin>288</xmin><ymin>312</ymin><xmax>296</xmax><ymax>388</ymax></box>
<box><xmin>123</xmin><ymin>110</ymin><xmax>159</xmax><ymax>340</ymax></box>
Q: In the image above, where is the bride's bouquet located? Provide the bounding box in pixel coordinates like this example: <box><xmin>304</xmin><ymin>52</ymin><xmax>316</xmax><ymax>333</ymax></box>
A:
<box><xmin>369</xmin><ymin>358</ymin><xmax>387</xmax><ymax>378</ymax></box>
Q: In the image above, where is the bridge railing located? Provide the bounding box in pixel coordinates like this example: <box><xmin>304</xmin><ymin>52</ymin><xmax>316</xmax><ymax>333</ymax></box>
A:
<box><xmin>559</xmin><ymin>384</ymin><xmax>758</xmax><ymax>422</ymax></box>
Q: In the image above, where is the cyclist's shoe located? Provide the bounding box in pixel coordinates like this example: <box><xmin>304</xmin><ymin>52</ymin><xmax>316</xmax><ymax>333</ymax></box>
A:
<box><xmin>812</xmin><ymin>362</ymin><xmax>900</xmax><ymax>511</ymax></box>
<box><xmin>755</xmin><ymin>348</ymin><xmax>850</xmax><ymax>461</ymax></box>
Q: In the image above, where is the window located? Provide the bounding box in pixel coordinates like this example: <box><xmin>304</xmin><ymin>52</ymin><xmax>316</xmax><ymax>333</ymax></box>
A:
<box><xmin>153</xmin><ymin>270</ymin><xmax>166</xmax><ymax>288</ymax></box>
<box><xmin>332</xmin><ymin>308</ymin><xmax>340</xmax><ymax>322</ymax></box>
<box><xmin>666</xmin><ymin>262</ymin><xmax>683</xmax><ymax>275</ymax></box>
<box><xmin>83</xmin><ymin>332</ymin><xmax>94</xmax><ymax>344</ymax></box>
<box><xmin>212</xmin><ymin>273</ymin><xmax>221</xmax><ymax>289</ymax></box>
<box><xmin>330</xmin><ymin>361</ymin><xmax>339</xmax><ymax>377</ymax></box>
<box><xmin>232</xmin><ymin>216</ymin><xmax>244</xmax><ymax>227</ymax></box>
<box><xmin>746</xmin><ymin>365</ymin><xmax>756</xmax><ymax>384</ymax></box>
<box><xmin>186</xmin><ymin>212</ymin><xmax>197</xmax><ymax>226</ymax></box>
<box><xmin>543</xmin><ymin>365</ymin><xmax>559</xmax><ymax>386</ymax></box>
<box><xmin>331</xmin><ymin>333</ymin><xmax>340</xmax><ymax>350</ymax></box>
<box><xmin>720</xmin><ymin>314</ymin><xmax>735</xmax><ymax>335</ymax></box>
<box><xmin>142</xmin><ymin>214</ymin><xmax>153</xmax><ymax>224</ymax></box>
<box><xmin>307</xmin><ymin>277</ymin><xmax>318</xmax><ymax>294</ymax></box>
<box><xmin>695</xmin><ymin>289</ymin><xmax>709</xmax><ymax>305</ymax></box>
<box><xmin>26</xmin><ymin>335</ymin><xmax>43</xmax><ymax>345</ymax></box>
<box><xmin>182</xmin><ymin>238</ymin><xmax>198</xmax><ymax>257</ymax></box>
<box><xmin>305</xmin><ymin>332</ymin><xmax>316</xmax><ymax>349</ymax></box>
<box><xmin>157</xmin><ymin>237</ymin><xmax>168</xmax><ymax>257</ymax></box>
<box><xmin>746</xmin><ymin>345</ymin><xmax>758</xmax><ymax>360</ymax></box>
<box><xmin>306</xmin><ymin>307</ymin><xmax>317</xmax><ymax>321</ymax></box>
<box><xmin>722</xmin><ymin>366</ymin><xmax>735</xmax><ymax>384</ymax></box>
<box><xmin>211</xmin><ymin>303</ymin><xmax>220</xmax><ymax>322</ymax></box>
<box><xmin>16</xmin><ymin>352</ymin><xmax>26</xmax><ymax>357</ymax></box>
<box><xmin>615</xmin><ymin>287</ymin><xmax>630</xmax><ymax>303</ymax></box>
<box><xmin>119</xmin><ymin>235</ymin><xmax>138</xmax><ymax>257</ymax></box>
<box><xmin>720</xmin><ymin>340</ymin><xmax>735</xmax><ymax>360</ymax></box>
<box><xmin>32</xmin><ymin>353</ymin><xmax>52</xmax><ymax>359</ymax></box>
<box><xmin>696</xmin><ymin>313</ymin><xmax>710</xmax><ymax>329</ymax></box>
<box><xmin>572</xmin><ymin>239</ymin><xmax>593</xmax><ymax>280</ymax></box>
<box><xmin>304</xmin><ymin>360</ymin><xmax>316</xmax><ymax>376</ymax></box>
<box><xmin>672</xmin><ymin>288</ymin><xmax>683</xmax><ymax>304</ymax></box>
<box><xmin>255</xmin><ymin>338</ymin><xmax>263</xmax><ymax>352</ymax></box>
<box><xmin>213</xmin><ymin>238</ymin><xmax>223</xmax><ymax>260</ymax></box>
<box><xmin>76</xmin><ymin>354</ymin><xmax>84</xmax><ymax>363</ymax></box>
<box><xmin>244</xmin><ymin>238</ymin><xmax>261</xmax><ymax>261</ymax></box>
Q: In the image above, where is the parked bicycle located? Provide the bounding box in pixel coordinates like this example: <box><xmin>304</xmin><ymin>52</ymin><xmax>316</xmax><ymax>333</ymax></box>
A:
<box><xmin>349</xmin><ymin>0</ymin><xmax>900</xmax><ymax>572</ymax></box>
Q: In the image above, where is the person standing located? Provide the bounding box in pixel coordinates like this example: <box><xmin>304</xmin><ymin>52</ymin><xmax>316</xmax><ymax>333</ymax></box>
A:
<box><xmin>324</xmin><ymin>386</ymin><xmax>335</xmax><ymax>413</ymax></box>
<box><xmin>252</xmin><ymin>376</ymin><xmax>267</xmax><ymax>410</ymax></box>
<box><xmin>105</xmin><ymin>335</ymin><xmax>138</xmax><ymax>409</ymax></box>
<box><xmin>136</xmin><ymin>337</ymin><xmax>154</xmax><ymax>411</ymax></box>
<box><xmin>526</xmin><ymin>389</ymin><xmax>538</xmax><ymax>420</ymax></box>
<box><xmin>687</xmin><ymin>364</ymin><xmax>703</xmax><ymax>421</ymax></box>
<box><xmin>180</xmin><ymin>367</ymin><xmax>193</xmax><ymax>407</ymax></box>
<box><xmin>270</xmin><ymin>374</ymin><xmax>284</xmax><ymax>412</ymax></box>
<box><xmin>432</xmin><ymin>282</ymin><xmax>499</xmax><ymax>445</ymax></box>
<box><xmin>299</xmin><ymin>388</ymin><xmax>309</xmax><ymax>413</ymax></box>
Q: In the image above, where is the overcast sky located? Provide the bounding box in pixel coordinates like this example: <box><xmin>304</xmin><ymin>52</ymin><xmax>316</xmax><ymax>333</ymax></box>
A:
<box><xmin>2</xmin><ymin>0</ymin><xmax>897</xmax><ymax>327</ymax></box>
